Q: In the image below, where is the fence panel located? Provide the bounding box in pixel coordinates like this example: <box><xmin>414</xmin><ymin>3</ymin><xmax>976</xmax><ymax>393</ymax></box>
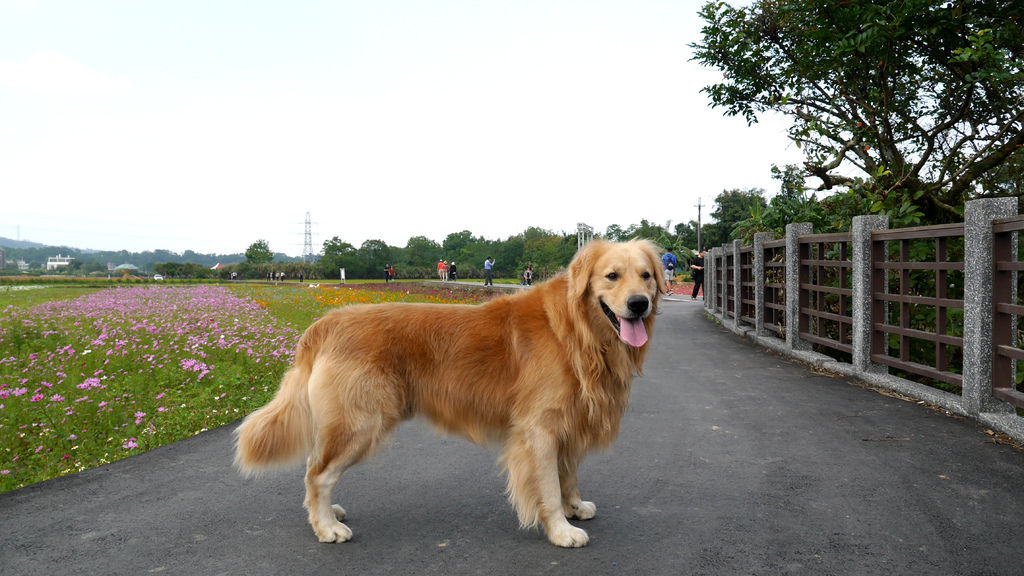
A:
<box><xmin>763</xmin><ymin>238</ymin><xmax>786</xmax><ymax>338</ymax></box>
<box><xmin>714</xmin><ymin>250</ymin><xmax>724</xmax><ymax>312</ymax></box>
<box><xmin>798</xmin><ymin>232</ymin><xmax>853</xmax><ymax>356</ymax></box>
<box><xmin>739</xmin><ymin>245</ymin><xmax>755</xmax><ymax>328</ymax></box>
<box><xmin>993</xmin><ymin>216</ymin><xmax>1023</xmax><ymax>408</ymax></box>
<box><xmin>870</xmin><ymin>223</ymin><xmax>966</xmax><ymax>390</ymax></box>
<box><xmin>725</xmin><ymin>249</ymin><xmax>736</xmax><ymax>320</ymax></box>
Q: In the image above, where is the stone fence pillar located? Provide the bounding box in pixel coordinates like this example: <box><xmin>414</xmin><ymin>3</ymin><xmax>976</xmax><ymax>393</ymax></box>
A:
<box><xmin>707</xmin><ymin>247</ymin><xmax>720</xmax><ymax>312</ymax></box>
<box><xmin>963</xmin><ymin>197</ymin><xmax>1018</xmax><ymax>416</ymax></box>
<box><xmin>851</xmin><ymin>215</ymin><xmax>889</xmax><ymax>373</ymax></box>
<box><xmin>732</xmin><ymin>239</ymin><xmax>743</xmax><ymax>330</ymax></box>
<box><xmin>785</xmin><ymin>222</ymin><xmax>813</xmax><ymax>352</ymax></box>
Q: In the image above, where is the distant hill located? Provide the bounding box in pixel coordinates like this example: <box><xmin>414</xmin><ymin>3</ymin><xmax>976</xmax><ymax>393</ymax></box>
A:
<box><xmin>0</xmin><ymin>237</ymin><xmax>48</xmax><ymax>249</ymax></box>
<box><xmin>0</xmin><ymin>237</ymin><xmax>260</xmax><ymax>271</ymax></box>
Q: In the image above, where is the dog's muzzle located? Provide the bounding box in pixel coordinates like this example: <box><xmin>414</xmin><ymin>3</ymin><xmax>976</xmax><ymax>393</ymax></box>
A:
<box><xmin>600</xmin><ymin>296</ymin><xmax>650</xmax><ymax>348</ymax></box>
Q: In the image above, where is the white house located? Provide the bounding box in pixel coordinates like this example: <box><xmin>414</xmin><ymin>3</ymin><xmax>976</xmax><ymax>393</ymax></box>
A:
<box><xmin>46</xmin><ymin>254</ymin><xmax>75</xmax><ymax>270</ymax></box>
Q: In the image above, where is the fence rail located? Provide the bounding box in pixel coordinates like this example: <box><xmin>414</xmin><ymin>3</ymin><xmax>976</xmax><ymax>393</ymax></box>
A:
<box><xmin>798</xmin><ymin>232</ymin><xmax>853</xmax><ymax>357</ymax></box>
<box><xmin>992</xmin><ymin>215</ymin><xmax>1024</xmax><ymax>408</ymax></box>
<box><xmin>871</xmin><ymin>223</ymin><xmax>966</xmax><ymax>390</ymax></box>
<box><xmin>704</xmin><ymin>198</ymin><xmax>1024</xmax><ymax>443</ymax></box>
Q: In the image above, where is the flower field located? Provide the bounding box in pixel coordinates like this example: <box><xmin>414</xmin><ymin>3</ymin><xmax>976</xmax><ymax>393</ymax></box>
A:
<box><xmin>0</xmin><ymin>282</ymin><xmax>495</xmax><ymax>493</ymax></box>
<box><xmin>234</xmin><ymin>282</ymin><xmax>499</xmax><ymax>328</ymax></box>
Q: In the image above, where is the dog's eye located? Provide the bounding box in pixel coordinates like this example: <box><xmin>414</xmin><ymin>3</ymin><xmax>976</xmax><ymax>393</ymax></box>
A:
<box><xmin>606</xmin><ymin>272</ymin><xmax>618</xmax><ymax>281</ymax></box>
<box><xmin>642</xmin><ymin>272</ymin><xmax>651</xmax><ymax>280</ymax></box>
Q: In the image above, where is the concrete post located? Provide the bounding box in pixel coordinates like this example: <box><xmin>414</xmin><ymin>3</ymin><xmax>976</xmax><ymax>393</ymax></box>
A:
<box><xmin>753</xmin><ymin>232</ymin><xmax>773</xmax><ymax>336</ymax></box>
<box><xmin>963</xmin><ymin>197</ymin><xmax>1017</xmax><ymax>416</ymax></box>
<box><xmin>851</xmin><ymin>215</ymin><xmax>889</xmax><ymax>372</ymax></box>
<box><xmin>786</xmin><ymin>223</ymin><xmax>813</xmax><ymax>352</ymax></box>
<box><xmin>732</xmin><ymin>239</ymin><xmax>744</xmax><ymax>330</ymax></box>
<box><xmin>707</xmin><ymin>247</ymin><xmax>720</xmax><ymax>312</ymax></box>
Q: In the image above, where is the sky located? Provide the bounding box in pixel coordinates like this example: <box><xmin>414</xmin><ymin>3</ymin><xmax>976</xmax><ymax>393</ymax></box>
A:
<box><xmin>0</xmin><ymin>0</ymin><xmax>805</xmax><ymax>257</ymax></box>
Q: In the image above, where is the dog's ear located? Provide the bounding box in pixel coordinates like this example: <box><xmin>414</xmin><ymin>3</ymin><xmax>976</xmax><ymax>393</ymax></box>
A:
<box><xmin>568</xmin><ymin>240</ymin><xmax>605</xmax><ymax>300</ymax></box>
<box><xmin>640</xmin><ymin>239</ymin><xmax>667</xmax><ymax>296</ymax></box>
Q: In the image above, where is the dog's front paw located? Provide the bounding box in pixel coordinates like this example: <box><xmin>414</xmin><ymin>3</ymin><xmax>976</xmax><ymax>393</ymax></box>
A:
<box><xmin>315</xmin><ymin>521</ymin><xmax>353</xmax><ymax>543</ymax></box>
<box><xmin>567</xmin><ymin>500</ymin><xmax>596</xmax><ymax>520</ymax></box>
<box><xmin>547</xmin><ymin>524</ymin><xmax>589</xmax><ymax>548</ymax></box>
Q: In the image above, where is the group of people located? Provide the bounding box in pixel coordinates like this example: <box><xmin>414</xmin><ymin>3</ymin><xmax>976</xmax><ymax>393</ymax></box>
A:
<box><xmin>437</xmin><ymin>259</ymin><xmax>458</xmax><ymax>282</ymax></box>
<box><xmin>378</xmin><ymin>251</ymin><xmax>706</xmax><ymax>295</ymax></box>
<box><xmin>661</xmin><ymin>248</ymin><xmax>705</xmax><ymax>300</ymax></box>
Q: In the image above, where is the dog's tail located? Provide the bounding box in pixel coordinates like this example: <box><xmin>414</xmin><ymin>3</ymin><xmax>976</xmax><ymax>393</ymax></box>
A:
<box><xmin>234</xmin><ymin>333</ymin><xmax>321</xmax><ymax>475</ymax></box>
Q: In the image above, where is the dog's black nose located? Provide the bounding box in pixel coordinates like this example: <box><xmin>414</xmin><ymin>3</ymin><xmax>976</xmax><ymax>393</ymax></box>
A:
<box><xmin>626</xmin><ymin>295</ymin><xmax>650</xmax><ymax>316</ymax></box>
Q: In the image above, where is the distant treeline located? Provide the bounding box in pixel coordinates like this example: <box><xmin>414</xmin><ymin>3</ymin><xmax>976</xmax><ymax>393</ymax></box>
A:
<box><xmin>1</xmin><ymin>219</ymin><xmax>707</xmax><ymax>281</ymax></box>
<box><xmin>0</xmin><ymin>245</ymin><xmax>288</xmax><ymax>275</ymax></box>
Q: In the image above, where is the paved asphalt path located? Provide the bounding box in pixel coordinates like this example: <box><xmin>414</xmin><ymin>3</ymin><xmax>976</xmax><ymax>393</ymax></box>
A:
<box><xmin>3</xmin><ymin>298</ymin><xmax>1024</xmax><ymax>575</ymax></box>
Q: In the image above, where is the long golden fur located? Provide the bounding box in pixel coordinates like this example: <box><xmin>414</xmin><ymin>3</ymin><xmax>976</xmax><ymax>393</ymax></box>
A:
<box><xmin>234</xmin><ymin>239</ymin><xmax>664</xmax><ymax>547</ymax></box>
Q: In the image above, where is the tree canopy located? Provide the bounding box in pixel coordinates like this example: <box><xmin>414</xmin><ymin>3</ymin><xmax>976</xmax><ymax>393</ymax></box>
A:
<box><xmin>691</xmin><ymin>0</ymin><xmax>1024</xmax><ymax>224</ymax></box>
<box><xmin>244</xmin><ymin>239</ymin><xmax>274</xmax><ymax>265</ymax></box>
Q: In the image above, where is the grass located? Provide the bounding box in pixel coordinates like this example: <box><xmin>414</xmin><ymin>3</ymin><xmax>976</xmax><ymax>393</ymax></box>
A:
<box><xmin>0</xmin><ymin>284</ymin><xmax>107</xmax><ymax>307</ymax></box>
<box><xmin>0</xmin><ymin>282</ymin><xmax>499</xmax><ymax>493</ymax></box>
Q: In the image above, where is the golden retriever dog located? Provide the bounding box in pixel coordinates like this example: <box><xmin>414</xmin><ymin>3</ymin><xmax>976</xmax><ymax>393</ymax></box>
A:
<box><xmin>234</xmin><ymin>239</ymin><xmax>663</xmax><ymax>547</ymax></box>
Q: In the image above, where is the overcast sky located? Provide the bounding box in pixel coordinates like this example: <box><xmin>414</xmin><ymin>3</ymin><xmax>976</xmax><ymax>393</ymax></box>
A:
<box><xmin>0</xmin><ymin>0</ymin><xmax>804</xmax><ymax>256</ymax></box>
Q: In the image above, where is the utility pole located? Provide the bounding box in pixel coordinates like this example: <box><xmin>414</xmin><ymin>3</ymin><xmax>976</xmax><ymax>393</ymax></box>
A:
<box><xmin>695</xmin><ymin>198</ymin><xmax>702</xmax><ymax>252</ymax></box>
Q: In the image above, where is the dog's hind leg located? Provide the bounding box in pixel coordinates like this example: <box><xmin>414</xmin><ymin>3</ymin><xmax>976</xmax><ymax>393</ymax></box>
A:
<box><xmin>302</xmin><ymin>367</ymin><xmax>399</xmax><ymax>543</ymax></box>
<box><xmin>304</xmin><ymin>446</ymin><xmax>354</xmax><ymax>543</ymax></box>
<box><xmin>559</xmin><ymin>450</ymin><xmax>596</xmax><ymax>521</ymax></box>
<box><xmin>504</xmin><ymin>429</ymin><xmax>589</xmax><ymax>548</ymax></box>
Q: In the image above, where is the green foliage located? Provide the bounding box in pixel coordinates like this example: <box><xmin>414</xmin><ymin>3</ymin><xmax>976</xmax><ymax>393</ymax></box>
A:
<box><xmin>705</xmin><ymin>188</ymin><xmax>767</xmax><ymax>246</ymax></box>
<box><xmin>244</xmin><ymin>239</ymin><xmax>274</xmax><ymax>265</ymax></box>
<box><xmin>692</xmin><ymin>0</ymin><xmax>1024</xmax><ymax>224</ymax></box>
<box><xmin>317</xmin><ymin>237</ymin><xmax>359</xmax><ymax>280</ymax></box>
<box><xmin>404</xmin><ymin>236</ymin><xmax>442</xmax><ymax>269</ymax></box>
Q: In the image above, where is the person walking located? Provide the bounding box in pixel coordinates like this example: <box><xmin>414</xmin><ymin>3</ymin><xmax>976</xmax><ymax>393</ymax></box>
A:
<box><xmin>690</xmin><ymin>249</ymin><xmax>706</xmax><ymax>300</ymax></box>
<box><xmin>449</xmin><ymin>261</ymin><xmax>458</xmax><ymax>282</ymax></box>
<box><xmin>483</xmin><ymin>257</ymin><xmax>494</xmax><ymax>286</ymax></box>
<box><xmin>662</xmin><ymin>249</ymin><xmax>678</xmax><ymax>294</ymax></box>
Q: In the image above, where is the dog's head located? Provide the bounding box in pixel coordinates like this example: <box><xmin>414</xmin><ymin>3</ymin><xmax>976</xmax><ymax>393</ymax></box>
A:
<box><xmin>568</xmin><ymin>239</ymin><xmax>663</xmax><ymax>348</ymax></box>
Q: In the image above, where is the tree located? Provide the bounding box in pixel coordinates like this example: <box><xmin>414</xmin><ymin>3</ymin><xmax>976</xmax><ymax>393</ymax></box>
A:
<box><xmin>702</xmin><ymin>188</ymin><xmax>767</xmax><ymax>247</ymax></box>
<box><xmin>245</xmin><ymin>239</ymin><xmax>274</xmax><ymax>265</ymax></box>
<box><xmin>604</xmin><ymin>223</ymin><xmax>636</xmax><ymax>241</ymax></box>
<box><xmin>673</xmin><ymin>221</ymin><xmax>700</xmax><ymax>251</ymax></box>
<box><xmin>317</xmin><ymin>237</ymin><xmax>358</xmax><ymax>279</ymax></box>
<box><xmin>358</xmin><ymin>239</ymin><xmax>391</xmax><ymax>277</ymax></box>
<box><xmin>691</xmin><ymin>0</ymin><xmax>1024</xmax><ymax>224</ymax></box>
<box><xmin>404</xmin><ymin>236</ymin><xmax>441</xmax><ymax>269</ymax></box>
<box><xmin>442</xmin><ymin>230</ymin><xmax>476</xmax><ymax>256</ymax></box>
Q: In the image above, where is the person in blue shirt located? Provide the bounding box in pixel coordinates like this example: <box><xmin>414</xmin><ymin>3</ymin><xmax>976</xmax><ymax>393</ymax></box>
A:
<box><xmin>661</xmin><ymin>250</ymin><xmax>678</xmax><ymax>294</ymax></box>
<box><xmin>483</xmin><ymin>257</ymin><xmax>494</xmax><ymax>286</ymax></box>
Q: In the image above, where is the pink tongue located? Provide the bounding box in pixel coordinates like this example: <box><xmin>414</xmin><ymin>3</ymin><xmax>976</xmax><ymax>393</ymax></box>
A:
<box><xmin>618</xmin><ymin>316</ymin><xmax>648</xmax><ymax>347</ymax></box>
